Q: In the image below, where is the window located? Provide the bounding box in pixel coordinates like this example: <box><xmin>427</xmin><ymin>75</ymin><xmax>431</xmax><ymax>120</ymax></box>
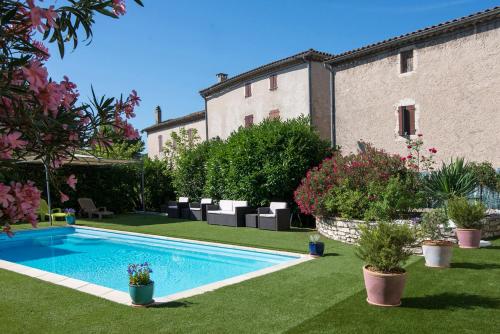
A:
<box><xmin>158</xmin><ymin>135</ymin><xmax>163</xmax><ymax>153</ymax></box>
<box><xmin>269</xmin><ymin>109</ymin><xmax>280</xmax><ymax>119</ymax></box>
<box><xmin>187</xmin><ymin>128</ymin><xmax>193</xmax><ymax>141</ymax></box>
<box><xmin>244</xmin><ymin>114</ymin><xmax>254</xmax><ymax>128</ymax></box>
<box><xmin>269</xmin><ymin>74</ymin><xmax>278</xmax><ymax>91</ymax></box>
<box><xmin>245</xmin><ymin>83</ymin><xmax>252</xmax><ymax>97</ymax></box>
<box><xmin>400</xmin><ymin>50</ymin><xmax>414</xmax><ymax>73</ymax></box>
<box><xmin>398</xmin><ymin>105</ymin><xmax>416</xmax><ymax>137</ymax></box>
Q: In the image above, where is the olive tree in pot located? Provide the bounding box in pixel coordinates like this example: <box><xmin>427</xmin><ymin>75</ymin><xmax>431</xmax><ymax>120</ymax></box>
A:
<box><xmin>447</xmin><ymin>197</ymin><xmax>486</xmax><ymax>249</ymax></box>
<box><xmin>356</xmin><ymin>221</ymin><xmax>416</xmax><ymax>307</ymax></box>
<box><xmin>419</xmin><ymin>209</ymin><xmax>453</xmax><ymax>268</ymax></box>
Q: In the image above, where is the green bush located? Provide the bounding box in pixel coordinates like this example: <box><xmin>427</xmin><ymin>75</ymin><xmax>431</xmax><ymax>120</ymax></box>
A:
<box><xmin>419</xmin><ymin>208</ymin><xmax>450</xmax><ymax>241</ymax></box>
<box><xmin>356</xmin><ymin>221</ymin><xmax>417</xmax><ymax>273</ymax></box>
<box><xmin>143</xmin><ymin>157</ymin><xmax>175</xmax><ymax>211</ymax></box>
<box><xmin>423</xmin><ymin>158</ymin><xmax>478</xmax><ymax>204</ymax></box>
<box><xmin>470</xmin><ymin>161</ymin><xmax>497</xmax><ymax>201</ymax></box>
<box><xmin>447</xmin><ymin>197</ymin><xmax>486</xmax><ymax>229</ymax></box>
<box><xmin>204</xmin><ymin>117</ymin><xmax>330</xmax><ymax>206</ymax></box>
<box><xmin>172</xmin><ymin>139</ymin><xmax>222</xmax><ymax>201</ymax></box>
<box><xmin>320</xmin><ymin>182</ymin><xmax>369</xmax><ymax>220</ymax></box>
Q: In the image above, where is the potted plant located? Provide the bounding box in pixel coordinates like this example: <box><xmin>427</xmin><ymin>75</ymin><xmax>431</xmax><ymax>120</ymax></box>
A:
<box><xmin>419</xmin><ymin>209</ymin><xmax>453</xmax><ymax>268</ymax></box>
<box><xmin>309</xmin><ymin>233</ymin><xmax>325</xmax><ymax>257</ymax></box>
<box><xmin>64</xmin><ymin>208</ymin><xmax>76</xmax><ymax>225</ymax></box>
<box><xmin>356</xmin><ymin>221</ymin><xmax>416</xmax><ymax>307</ymax></box>
<box><xmin>447</xmin><ymin>197</ymin><xmax>486</xmax><ymax>249</ymax></box>
<box><xmin>128</xmin><ymin>262</ymin><xmax>154</xmax><ymax>306</ymax></box>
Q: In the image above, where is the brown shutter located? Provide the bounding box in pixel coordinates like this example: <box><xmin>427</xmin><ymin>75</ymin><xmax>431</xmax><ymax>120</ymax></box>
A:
<box><xmin>408</xmin><ymin>105</ymin><xmax>416</xmax><ymax>135</ymax></box>
<box><xmin>398</xmin><ymin>107</ymin><xmax>404</xmax><ymax>136</ymax></box>
<box><xmin>245</xmin><ymin>115</ymin><xmax>254</xmax><ymax>128</ymax></box>
<box><xmin>158</xmin><ymin>135</ymin><xmax>163</xmax><ymax>152</ymax></box>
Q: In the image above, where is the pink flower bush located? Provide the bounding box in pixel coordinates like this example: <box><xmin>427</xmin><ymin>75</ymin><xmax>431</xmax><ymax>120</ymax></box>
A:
<box><xmin>0</xmin><ymin>181</ymin><xmax>41</xmax><ymax>235</ymax></box>
<box><xmin>403</xmin><ymin>134</ymin><xmax>437</xmax><ymax>172</ymax></box>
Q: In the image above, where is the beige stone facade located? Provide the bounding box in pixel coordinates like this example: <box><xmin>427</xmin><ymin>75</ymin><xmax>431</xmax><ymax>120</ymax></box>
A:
<box><xmin>143</xmin><ymin>111</ymin><xmax>206</xmax><ymax>159</ymax></box>
<box><xmin>329</xmin><ymin>13</ymin><xmax>500</xmax><ymax>167</ymax></box>
<box><xmin>201</xmin><ymin>50</ymin><xmax>333</xmax><ymax>141</ymax></box>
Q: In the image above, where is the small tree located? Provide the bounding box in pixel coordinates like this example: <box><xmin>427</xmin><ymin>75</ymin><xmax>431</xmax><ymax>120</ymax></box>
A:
<box><xmin>163</xmin><ymin>128</ymin><xmax>201</xmax><ymax>168</ymax></box>
<box><xmin>470</xmin><ymin>161</ymin><xmax>497</xmax><ymax>202</ymax></box>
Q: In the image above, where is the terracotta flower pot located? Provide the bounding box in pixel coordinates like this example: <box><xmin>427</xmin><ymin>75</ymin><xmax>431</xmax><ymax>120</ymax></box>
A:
<box><xmin>362</xmin><ymin>265</ymin><xmax>406</xmax><ymax>307</ymax></box>
<box><xmin>456</xmin><ymin>229</ymin><xmax>481</xmax><ymax>248</ymax></box>
<box><xmin>422</xmin><ymin>241</ymin><xmax>453</xmax><ymax>268</ymax></box>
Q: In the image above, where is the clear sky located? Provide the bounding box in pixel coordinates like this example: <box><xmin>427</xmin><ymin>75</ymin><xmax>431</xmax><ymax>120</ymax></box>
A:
<box><xmin>45</xmin><ymin>0</ymin><xmax>498</xmax><ymax>141</ymax></box>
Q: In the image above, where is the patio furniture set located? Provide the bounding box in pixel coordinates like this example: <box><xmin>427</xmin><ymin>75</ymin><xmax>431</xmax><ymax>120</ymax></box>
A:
<box><xmin>165</xmin><ymin>197</ymin><xmax>291</xmax><ymax>231</ymax></box>
<box><xmin>36</xmin><ymin>197</ymin><xmax>114</xmax><ymax>222</ymax></box>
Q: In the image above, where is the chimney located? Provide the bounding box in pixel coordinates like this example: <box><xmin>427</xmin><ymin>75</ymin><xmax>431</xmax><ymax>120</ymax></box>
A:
<box><xmin>216</xmin><ymin>73</ymin><xmax>228</xmax><ymax>83</ymax></box>
<box><xmin>155</xmin><ymin>105</ymin><xmax>162</xmax><ymax>124</ymax></box>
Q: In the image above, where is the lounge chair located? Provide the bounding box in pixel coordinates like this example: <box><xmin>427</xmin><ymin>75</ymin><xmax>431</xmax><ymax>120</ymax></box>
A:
<box><xmin>37</xmin><ymin>199</ymin><xmax>67</xmax><ymax>222</ymax></box>
<box><xmin>206</xmin><ymin>200</ymin><xmax>255</xmax><ymax>227</ymax></box>
<box><xmin>167</xmin><ymin>197</ymin><xmax>190</xmax><ymax>219</ymax></box>
<box><xmin>189</xmin><ymin>198</ymin><xmax>213</xmax><ymax>221</ymax></box>
<box><xmin>258</xmin><ymin>202</ymin><xmax>290</xmax><ymax>231</ymax></box>
<box><xmin>78</xmin><ymin>198</ymin><xmax>114</xmax><ymax>219</ymax></box>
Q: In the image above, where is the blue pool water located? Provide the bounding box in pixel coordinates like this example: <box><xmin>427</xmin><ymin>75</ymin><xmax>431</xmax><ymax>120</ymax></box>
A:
<box><xmin>0</xmin><ymin>227</ymin><xmax>298</xmax><ymax>297</ymax></box>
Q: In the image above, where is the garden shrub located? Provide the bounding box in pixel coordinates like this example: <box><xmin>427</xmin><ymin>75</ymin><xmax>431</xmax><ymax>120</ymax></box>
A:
<box><xmin>172</xmin><ymin>139</ymin><xmax>222</xmax><ymax>201</ymax></box>
<box><xmin>356</xmin><ymin>221</ymin><xmax>417</xmax><ymax>273</ymax></box>
<box><xmin>295</xmin><ymin>143</ymin><xmax>420</xmax><ymax>220</ymax></box>
<box><xmin>419</xmin><ymin>208</ymin><xmax>450</xmax><ymax>241</ymax></box>
<box><xmin>447</xmin><ymin>197</ymin><xmax>486</xmax><ymax>229</ymax></box>
<box><xmin>203</xmin><ymin>117</ymin><xmax>330</xmax><ymax>206</ymax></box>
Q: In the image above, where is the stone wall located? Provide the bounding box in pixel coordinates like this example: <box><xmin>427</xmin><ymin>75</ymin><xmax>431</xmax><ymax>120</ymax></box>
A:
<box><xmin>316</xmin><ymin>214</ymin><xmax>500</xmax><ymax>245</ymax></box>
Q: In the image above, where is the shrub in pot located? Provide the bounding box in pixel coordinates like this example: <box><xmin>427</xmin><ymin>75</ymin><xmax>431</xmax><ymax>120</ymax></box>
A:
<box><xmin>356</xmin><ymin>221</ymin><xmax>416</xmax><ymax>307</ymax></box>
<box><xmin>447</xmin><ymin>197</ymin><xmax>486</xmax><ymax>249</ymax></box>
<box><xmin>128</xmin><ymin>262</ymin><xmax>154</xmax><ymax>306</ymax></box>
<box><xmin>309</xmin><ymin>234</ymin><xmax>325</xmax><ymax>257</ymax></box>
<box><xmin>419</xmin><ymin>209</ymin><xmax>453</xmax><ymax>268</ymax></box>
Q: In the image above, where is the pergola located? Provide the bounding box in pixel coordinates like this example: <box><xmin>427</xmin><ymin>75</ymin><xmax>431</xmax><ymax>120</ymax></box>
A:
<box><xmin>17</xmin><ymin>154</ymin><xmax>145</xmax><ymax>225</ymax></box>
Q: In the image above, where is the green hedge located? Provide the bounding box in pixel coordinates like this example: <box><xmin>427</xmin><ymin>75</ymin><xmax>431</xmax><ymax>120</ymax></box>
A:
<box><xmin>172</xmin><ymin>117</ymin><xmax>330</xmax><ymax>207</ymax></box>
<box><xmin>0</xmin><ymin>158</ymin><xmax>174</xmax><ymax>213</ymax></box>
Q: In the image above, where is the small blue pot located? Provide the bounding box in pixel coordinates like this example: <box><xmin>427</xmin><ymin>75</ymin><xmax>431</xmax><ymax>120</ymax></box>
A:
<box><xmin>65</xmin><ymin>215</ymin><xmax>76</xmax><ymax>225</ymax></box>
<box><xmin>309</xmin><ymin>242</ymin><xmax>325</xmax><ymax>257</ymax></box>
<box><xmin>129</xmin><ymin>282</ymin><xmax>154</xmax><ymax>305</ymax></box>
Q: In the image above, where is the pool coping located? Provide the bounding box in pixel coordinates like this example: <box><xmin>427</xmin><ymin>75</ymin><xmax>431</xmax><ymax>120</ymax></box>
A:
<box><xmin>0</xmin><ymin>225</ymin><xmax>313</xmax><ymax>306</ymax></box>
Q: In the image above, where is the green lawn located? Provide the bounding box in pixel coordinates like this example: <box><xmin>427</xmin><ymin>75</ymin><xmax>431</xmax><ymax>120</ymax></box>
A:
<box><xmin>1</xmin><ymin>214</ymin><xmax>499</xmax><ymax>333</ymax></box>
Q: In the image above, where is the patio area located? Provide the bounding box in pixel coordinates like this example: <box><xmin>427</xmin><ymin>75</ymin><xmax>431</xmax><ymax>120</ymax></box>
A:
<box><xmin>1</xmin><ymin>214</ymin><xmax>499</xmax><ymax>333</ymax></box>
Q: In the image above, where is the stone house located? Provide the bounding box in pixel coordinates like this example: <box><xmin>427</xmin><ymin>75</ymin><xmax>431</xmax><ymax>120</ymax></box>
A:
<box><xmin>325</xmin><ymin>6</ymin><xmax>500</xmax><ymax>166</ymax></box>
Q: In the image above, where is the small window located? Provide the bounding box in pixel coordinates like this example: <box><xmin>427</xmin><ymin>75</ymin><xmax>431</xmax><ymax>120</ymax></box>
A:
<box><xmin>269</xmin><ymin>109</ymin><xmax>280</xmax><ymax>119</ymax></box>
<box><xmin>158</xmin><ymin>135</ymin><xmax>163</xmax><ymax>153</ymax></box>
<box><xmin>398</xmin><ymin>105</ymin><xmax>416</xmax><ymax>137</ymax></box>
<box><xmin>187</xmin><ymin>128</ymin><xmax>193</xmax><ymax>141</ymax></box>
<box><xmin>245</xmin><ymin>83</ymin><xmax>252</xmax><ymax>98</ymax></box>
<box><xmin>244</xmin><ymin>115</ymin><xmax>254</xmax><ymax>128</ymax></box>
<box><xmin>400</xmin><ymin>50</ymin><xmax>414</xmax><ymax>73</ymax></box>
<box><xmin>269</xmin><ymin>74</ymin><xmax>278</xmax><ymax>91</ymax></box>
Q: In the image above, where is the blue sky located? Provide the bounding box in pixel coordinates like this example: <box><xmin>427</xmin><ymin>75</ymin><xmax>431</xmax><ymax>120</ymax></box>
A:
<box><xmin>45</xmin><ymin>0</ymin><xmax>498</xmax><ymax>140</ymax></box>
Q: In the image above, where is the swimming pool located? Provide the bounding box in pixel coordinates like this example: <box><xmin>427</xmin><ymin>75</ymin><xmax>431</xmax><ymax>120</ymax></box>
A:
<box><xmin>0</xmin><ymin>226</ymin><xmax>309</xmax><ymax>304</ymax></box>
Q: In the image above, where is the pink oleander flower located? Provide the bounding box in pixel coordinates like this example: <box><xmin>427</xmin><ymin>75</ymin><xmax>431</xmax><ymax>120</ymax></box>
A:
<box><xmin>123</xmin><ymin>123</ymin><xmax>139</xmax><ymax>140</ymax></box>
<box><xmin>67</xmin><ymin>174</ymin><xmax>77</xmax><ymax>190</ymax></box>
<box><xmin>6</xmin><ymin>132</ymin><xmax>28</xmax><ymax>150</ymax></box>
<box><xmin>112</xmin><ymin>0</ymin><xmax>126</xmax><ymax>15</ymax></box>
<box><xmin>22</xmin><ymin>60</ymin><xmax>48</xmax><ymax>93</ymax></box>
<box><xmin>44</xmin><ymin>6</ymin><xmax>58</xmax><ymax>28</ymax></box>
<box><xmin>129</xmin><ymin>90</ymin><xmax>140</xmax><ymax>107</ymax></box>
<box><xmin>27</xmin><ymin>0</ymin><xmax>45</xmax><ymax>32</ymax></box>
<box><xmin>0</xmin><ymin>184</ymin><xmax>14</xmax><ymax>208</ymax></box>
<box><xmin>59</xmin><ymin>191</ymin><xmax>69</xmax><ymax>203</ymax></box>
<box><xmin>32</xmin><ymin>40</ymin><xmax>50</xmax><ymax>61</ymax></box>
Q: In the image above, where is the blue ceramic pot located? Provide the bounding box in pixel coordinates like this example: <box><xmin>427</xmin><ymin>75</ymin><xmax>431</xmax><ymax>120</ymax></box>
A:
<box><xmin>309</xmin><ymin>242</ymin><xmax>325</xmax><ymax>257</ymax></box>
<box><xmin>65</xmin><ymin>215</ymin><xmax>76</xmax><ymax>225</ymax></box>
<box><xmin>129</xmin><ymin>282</ymin><xmax>154</xmax><ymax>305</ymax></box>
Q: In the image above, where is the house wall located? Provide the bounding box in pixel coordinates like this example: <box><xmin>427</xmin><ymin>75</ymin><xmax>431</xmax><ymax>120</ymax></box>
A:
<box><xmin>146</xmin><ymin>118</ymin><xmax>206</xmax><ymax>159</ymax></box>
<box><xmin>310</xmin><ymin>61</ymin><xmax>332</xmax><ymax>142</ymax></box>
<box><xmin>206</xmin><ymin>63</ymin><xmax>311</xmax><ymax>140</ymax></box>
<box><xmin>333</xmin><ymin>18</ymin><xmax>500</xmax><ymax>167</ymax></box>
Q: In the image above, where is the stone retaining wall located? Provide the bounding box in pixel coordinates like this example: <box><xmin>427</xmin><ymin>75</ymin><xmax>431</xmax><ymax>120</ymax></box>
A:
<box><xmin>316</xmin><ymin>214</ymin><xmax>500</xmax><ymax>245</ymax></box>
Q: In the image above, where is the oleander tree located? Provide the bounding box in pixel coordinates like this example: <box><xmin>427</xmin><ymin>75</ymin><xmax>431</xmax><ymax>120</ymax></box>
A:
<box><xmin>0</xmin><ymin>0</ymin><xmax>143</xmax><ymax>235</ymax></box>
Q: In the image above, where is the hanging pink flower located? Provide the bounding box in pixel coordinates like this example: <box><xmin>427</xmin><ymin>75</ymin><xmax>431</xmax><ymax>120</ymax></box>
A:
<box><xmin>0</xmin><ymin>184</ymin><xmax>14</xmax><ymax>208</ymax></box>
<box><xmin>21</xmin><ymin>60</ymin><xmax>48</xmax><ymax>93</ymax></box>
<box><xmin>67</xmin><ymin>174</ymin><xmax>77</xmax><ymax>190</ymax></box>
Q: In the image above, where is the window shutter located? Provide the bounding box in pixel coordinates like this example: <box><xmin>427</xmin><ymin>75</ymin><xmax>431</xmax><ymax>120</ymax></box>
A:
<box><xmin>245</xmin><ymin>83</ymin><xmax>252</xmax><ymax>97</ymax></box>
<box><xmin>398</xmin><ymin>107</ymin><xmax>404</xmax><ymax>136</ymax></box>
<box><xmin>245</xmin><ymin>115</ymin><xmax>254</xmax><ymax>128</ymax></box>
<box><xmin>408</xmin><ymin>105</ymin><xmax>416</xmax><ymax>135</ymax></box>
<box><xmin>158</xmin><ymin>135</ymin><xmax>163</xmax><ymax>153</ymax></box>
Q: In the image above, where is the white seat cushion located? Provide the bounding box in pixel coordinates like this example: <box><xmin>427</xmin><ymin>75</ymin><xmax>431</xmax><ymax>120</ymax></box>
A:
<box><xmin>219</xmin><ymin>200</ymin><xmax>233</xmax><ymax>212</ymax></box>
<box><xmin>190</xmin><ymin>207</ymin><xmax>201</xmax><ymax>211</ymax></box>
<box><xmin>201</xmin><ymin>198</ymin><xmax>212</xmax><ymax>204</ymax></box>
<box><xmin>179</xmin><ymin>197</ymin><xmax>189</xmax><ymax>203</ymax></box>
<box><xmin>269</xmin><ymin>202</ymin><xmax>287</xmax><ymax>214</ymax></box>
<box><xmin>259</xmin><ymin>213</ymin><xmax>276</xmax><ymax>218</ymax></box>
<box><xmin>233</xmin><ymin>200</ymin><xmax>248</xmax><ymax>208</ymax></box>
<box><xmin>207</xmin><ymin>210</ymin><xmax>235</xmax><ymax>215</ymax></box>
<box><xmin>168</xmin><ymin>206</ymin><xmax>177</xmax><ymax>209</ymax></box>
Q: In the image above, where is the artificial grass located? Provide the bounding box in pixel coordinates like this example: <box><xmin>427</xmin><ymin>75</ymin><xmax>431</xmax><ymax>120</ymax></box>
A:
<box><xmin>1</xmin><ymin>215</ymin><xmax>499</xmax><ymax>333</ymax></box>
